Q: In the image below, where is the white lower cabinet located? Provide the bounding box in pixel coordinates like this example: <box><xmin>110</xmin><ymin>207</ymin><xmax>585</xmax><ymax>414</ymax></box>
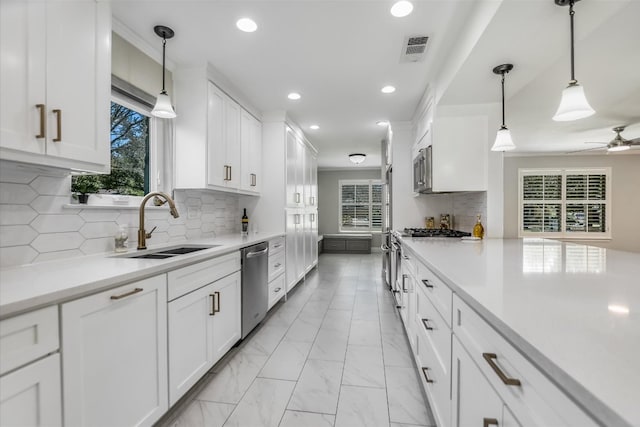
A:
<box><xmin>0</xmin><ymin>354</ymin><xmax>62</xmax><ymax>427</ymax></box>
<box><xmin>61</xmin><ymin>275</ymin><xmax>168</xmax><ymax>427</ymax></box>
<box><xmin>168</xmin><ymin>271</ymin><xmax>241</xmax><ymax>406</ymax></box>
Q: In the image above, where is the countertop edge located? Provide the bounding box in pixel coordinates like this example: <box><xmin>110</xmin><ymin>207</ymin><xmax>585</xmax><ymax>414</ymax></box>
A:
<box><xmin>0</xmin><ymin>232</ymin><xmax>284</xmax><ymax>320</ymax></box>
<box><xmin>399</xmin><ymin>236</ymin><xmax>633</xmax><ymax>427</ymax></box>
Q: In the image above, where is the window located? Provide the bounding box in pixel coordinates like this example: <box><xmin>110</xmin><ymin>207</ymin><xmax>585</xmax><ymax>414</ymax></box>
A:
<box><xmin>519</xmin><ymin>168</ymin><xmax>611</xmax><ymax>239</ymax></box>
<box><xmin>339</xmin><ymin>180</ymin><xmax>383</xmax><ymax>232</ymax></box>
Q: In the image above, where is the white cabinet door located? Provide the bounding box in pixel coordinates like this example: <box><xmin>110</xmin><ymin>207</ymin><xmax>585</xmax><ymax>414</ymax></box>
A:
<box><xmin>0</xmin><ymin>354</ymin><xmax>62</xmax><ymax>427</ymax></box>
<box><xmin>168</xmin><ymin>283</ymin><xmax>215</xmax><ymax>406</ymax></box>
<box><xmin>0</xmin><ymin>0</ymin><xmax>110</xmax><ymax>172</ymax></box>
<box><xmin>224</xmin><ymin>97</ymin><xmax>241</xmax><ymax>189</ymax></box>
<box><xmin>207</xmin><ymin>82</ymin><xmax>226</xmax><ymax>188</ymax></box>
<box><xmin>286</xmin><ymin>209</ymin><xmax>304</xmax><ymax>291</ymax></box>
<box><xmin>210</xmin><ymin>271</ymin><xmax>242</xmax><ymax>363</ymax></box>
<box><xmin>62</xmin><ymin>276</ymin><xmax>168</xmax><ymax>427</ymax></box>
<box><xmin>285</xmin><ymin>129</ymin><xmax>298</xmax><ymax>207</ymax></box>
<box><xmin>452</xmin><ymin>336</ymin><xmax>504</xmax><ymax>427</ymax></box>
<box><xmin>240</xmin><ymin>110</ymin><xmax>262</xmax><ymax>193</ymax></box>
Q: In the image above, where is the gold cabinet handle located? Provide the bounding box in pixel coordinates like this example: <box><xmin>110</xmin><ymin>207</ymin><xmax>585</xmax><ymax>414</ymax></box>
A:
<box><xmin>35</xmin><ymin>104</ymin><xmax>46</xmax><ymax>138</ymax></box>
<box><xmin>274</xmin><ymin>262</ymin><xmax>282</xmax><ymax>268</ymax></box>
<box><xmin>250</xmin><ymin>173</ymin><xmax>256</xmax><ymax>186</ymax></box>
<box><xmin>274</xmin><ymin>287</ymin><xmax>282</xmax><ymax>293</ymax></box>
<box><xmin>294</xmin><ymin>192</ymin><xmax>300</xmax><ymax>203</ymax></box>
<box><xmin>214</xmin><ymin>291</ymin><xmax>220</xmax><ymax>313</ymax></box>
<box><xmin>421</xmin><ymin>279</ymin><xmax>434</xmax><ymax>289</ymax></box>
<box><xmin>228</xmin><ymin>166</ymin><xmax>232</xmax><ymax>181</ymax></box>
<box><xmin>209</xmin><ymin>294</ymin><xmax>215</xmax><ymax>316</ymax></box>
<box><xmin>421</xmin><ymin>367</ymin><xmax>434</xmax><ymax>383</ymax></box>
<box><xmin>482</xmin><ymin>353</ymin><xmax>521</xmax><ymax>386</ymax></box>
<box><xmin>421</xmin><ymin>318</ymin><xmax>433</xmax><ymax>331</ymax></box>
<box><xmin>484</xmin><ymin>418</ymin><xmax>499</xmax><ymax>427</ymax></box>
<box><xmin>402</xmin><ymin>274</ymin><xmax>408</xmax><ymax>292</ymax></box>
<box><xmin>52</xmin><ymin>109</ymin><xmax>62</xmax><ymax>142</ymax></box>
<box><xmin>110</xmin><ymin>287</ymin><xmax>143</xmax><ymax>300</ymax></box>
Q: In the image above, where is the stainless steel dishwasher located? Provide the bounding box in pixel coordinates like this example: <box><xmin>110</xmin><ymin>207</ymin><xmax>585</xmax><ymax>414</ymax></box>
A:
<box><xmin>241</xmin><ymin>241</ymin><xmax>269</xmax><ymax>338</ymax></box>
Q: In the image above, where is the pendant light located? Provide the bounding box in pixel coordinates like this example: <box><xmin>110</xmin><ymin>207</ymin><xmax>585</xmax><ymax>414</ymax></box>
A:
<box><xmin>151</xmin><ymin>25</ymin><xmax>177</xmax><ymax>119</ymax></box>
<box><xmin>552</xmin><ymin>0</ymin><xmax>594</xmax><ymax>121</ymax></box>
<box><xmin>349</xmin><ymin>153</ymin><xmax>366</xmax><ymax>164</ymax></box>
<box><xmin>491</xmin><ymin>64</ymin><xmax>516</xmax><ymax>152</ymax></box>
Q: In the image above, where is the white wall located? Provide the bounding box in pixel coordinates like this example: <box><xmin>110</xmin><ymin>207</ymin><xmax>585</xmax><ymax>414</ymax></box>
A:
<box><xmin>503</xmin><ymin>154</ymin><xmax>640</xmax><ymax>253</ymax></box>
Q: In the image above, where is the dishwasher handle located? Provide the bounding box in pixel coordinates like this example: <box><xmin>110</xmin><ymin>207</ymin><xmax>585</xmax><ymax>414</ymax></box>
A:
<box><xmin>246</xmin><ymin>247</ymin><xmax>268</xmax><ymax>258</ymax></box>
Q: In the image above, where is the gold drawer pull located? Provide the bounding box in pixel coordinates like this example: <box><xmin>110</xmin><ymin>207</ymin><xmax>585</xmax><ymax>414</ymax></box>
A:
<box><xmin>52</xmin><ymin>109</ymin><xmax>62</xmax><ymax>142</ymax></box>
<box><xmin>214</xmin><ymin>291</ymin><xmax>220</xmax><ymax>313</ymax></box>
<box><xmin>110</xmin><ymin>287</ymin><xmax>143</xmax><ymax>300</ymax></box>
<box><xmin>36</xmin><ymin>104</ymin><xmax>46</xmax><ymax>138</ymax></box>
<box><xmin>482</xmin><ymin>353</ymin><xmax>521</xmax><ymax>386</ymax></box>
<box><xmin>421</xmin><ymin>279</ymin><xmax>433</xmax><ymax>289</ymax></box>
<box><xmin>274</xmin><ymin>262</ymin><xmax>282</xmax><ymax>268</ymax></box>
<box><xmin>274</xmin><ymin>287</ymin><xmax>282</xmax><ymax>293</ymax></box>
<box><xmin>421</xmin><ymin>318</ymin><xmax>433</xmax><ymax>331</ymax></box>
<box><xmin>209</xmin><ymin>294</ymin><xmax>215</xmax><ymax>316</ymax></box>
<box><xmin>421</xmin><ymin>367</ymin><xmax>434</xmax><ymax>383</ymax></box>
<box><xmin>483</xmin><ymin>418</ymin><xmax>499</xmax><ymax>427</ymax></box>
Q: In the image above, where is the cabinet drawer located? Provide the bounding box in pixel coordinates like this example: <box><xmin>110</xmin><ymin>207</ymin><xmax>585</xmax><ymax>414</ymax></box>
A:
<box><xmin>168</xmin><ymin>252</ymin><xmax>240</xmax><ymax>301</ymax></box>
<box><xmin>269</xmin><ymin>236</ymin><xmax>285</xmax><ymax>255</ymax></box>
<box><xmin>268</xmin><ymin>275</ymin><xmax>285</xmax><ymax>309</ymax></box>
<box><xmin>453</xmin><ymin>295</ymin><xmax>597</xmax><ymax>427</ymax></box>
<box><xmin>416</xmin><ymin>261</ymin><xmax>453</xmax><ymax>328</ymax></box>
<box><xmin>0</xmin><ymin>306</ymin><xmax>59</xmax><ymax>375</ymax></box>
<box><xmin>268</xmin><ymin>251</ymin><xmax>286</xmax><ymax>282</ymax></box>
<box><xmin>415</xmin><ymin>325</ymin><xmax>450</xmax><ymax>427</ymax></box>
<box><xmin>414</xmin><ymin>286</ymin><xmax>451</xmax><ymax>379</ymax></box>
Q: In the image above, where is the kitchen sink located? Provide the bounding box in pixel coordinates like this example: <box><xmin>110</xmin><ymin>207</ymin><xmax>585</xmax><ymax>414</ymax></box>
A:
<box><xmin>116</xmin><ymin>244</ymin><xmax>220</xmax><ymax>259</ymax></box>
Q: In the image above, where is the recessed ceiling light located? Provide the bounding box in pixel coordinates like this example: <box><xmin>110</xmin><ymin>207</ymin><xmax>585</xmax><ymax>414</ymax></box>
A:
<box><xmin>377</xmin><ymin>120</ymin><xmax>389</xmax><ymax>127</ymax></box>
<box><xmin>288</xmin><ymin>92</ymin><xmax>301</xmax><ymax>100</ymax></box>
<box><xmin>236</xmin><ymin>18</ymin><xmax>257</xmax><ymax>33</ymax></box>
<box><xmin>310</xmin><ymin>125</ymin><xmax>319</xmax><ymax>130</ymax></box>
<box><xmin>608</xmin><ymin>304</ymin><xmax>630</xmax><ymax>315</ymax></box>
<box><xmin>390</xmin><ymin>1</ymin><xmax>413</xmax><ymax>17</ymax></box>
<box><xmin>381</xmin><ymin>86</ymin><xmax>396</xmax><ymax>94</ymax></box>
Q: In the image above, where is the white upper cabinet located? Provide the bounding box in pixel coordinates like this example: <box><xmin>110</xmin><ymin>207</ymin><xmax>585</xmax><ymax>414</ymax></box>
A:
<box><xmin>174</xmin><ymin>66</ymin><xmax>260</xmax><ymax>195</ymax></box>
<box><xmin>0</xmin><ymin>0</ymin><xmax>111</xmax><ymax>173</ymax></box>
<box><xmin>430</xmin><ymin>115</ymin><xmax>488</xmax><ymax>192</ymax></box>
<box><xmin>240</xmin><ymin>109</ymin><xmax>262</xmax><ymax>193</ymax></box>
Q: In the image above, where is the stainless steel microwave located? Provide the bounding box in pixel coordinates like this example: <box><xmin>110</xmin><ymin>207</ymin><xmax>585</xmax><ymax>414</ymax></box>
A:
<box><xmin>413</xmin><ymin>146</ymin><xmax>432</xmax><ymax>193</ymax></box>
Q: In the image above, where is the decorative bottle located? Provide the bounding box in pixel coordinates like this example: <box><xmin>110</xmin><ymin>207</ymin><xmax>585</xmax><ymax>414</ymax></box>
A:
<box><xmin>241</xmin><ymin>209</ymin><xmax>249</xmax><ymax>235</ymax></box>
<box><xmin>114</xmin><ymin>225</ymin><xmax>129</xmax><ymax>252</ymax></box>
<box><xmin>472</xmin><ymin>214</ymin><xmax>485</xmax><ymax>239</ymax></box>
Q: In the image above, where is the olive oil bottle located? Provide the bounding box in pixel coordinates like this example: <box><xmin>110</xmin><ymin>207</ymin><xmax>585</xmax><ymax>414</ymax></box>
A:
<box><xmin>472</xmin><ymin>214</ymin><xmax>485</xmax><ymax>239</ymax></box>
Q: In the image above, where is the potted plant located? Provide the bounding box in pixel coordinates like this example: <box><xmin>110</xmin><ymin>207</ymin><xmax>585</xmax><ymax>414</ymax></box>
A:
<box><xmin>71</xmin><ymin>175</ymin><xmax>100</xmax><ymax>204</ymax></box>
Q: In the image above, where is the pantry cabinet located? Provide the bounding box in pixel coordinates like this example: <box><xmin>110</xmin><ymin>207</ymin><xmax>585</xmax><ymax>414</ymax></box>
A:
<box><xmin>0</xmin><ymin>0</ymin><xmax>111</xmax><ymax>173</ymax></box>
<box><xmin>62</xmin><ymin>275</ymin><xmax>168</xmax><ymax>427</ymax></box>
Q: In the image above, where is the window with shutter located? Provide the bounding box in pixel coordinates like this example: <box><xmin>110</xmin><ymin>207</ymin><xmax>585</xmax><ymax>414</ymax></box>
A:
<box><xmin>518</xmin><ymin>168</ymin><xmax>611</xmax><ymax>239</ymax></box>
<box><xmin>339</xmin><ymin>180</ymin><xmax>383</xmax><ymax>232</ymax></box>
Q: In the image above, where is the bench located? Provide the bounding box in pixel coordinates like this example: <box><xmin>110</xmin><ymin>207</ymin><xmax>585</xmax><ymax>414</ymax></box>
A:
<box><xmin>321</xmin><ymin>233</ymin><xmax>372</xmax><ymax>254</ymax></box>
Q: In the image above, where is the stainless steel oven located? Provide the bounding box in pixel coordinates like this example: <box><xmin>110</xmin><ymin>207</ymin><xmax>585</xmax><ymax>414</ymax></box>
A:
<box><xmin>413</xmin><ymin>146</ymin><xmax>432</xmax><ymax>193</ymax></box>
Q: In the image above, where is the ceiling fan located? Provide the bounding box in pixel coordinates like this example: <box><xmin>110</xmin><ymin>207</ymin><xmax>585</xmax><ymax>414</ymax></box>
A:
<box><xmin>571</xmin><ymin>126</ymin><xmax>640</xmax><ymax>153</ymax></box>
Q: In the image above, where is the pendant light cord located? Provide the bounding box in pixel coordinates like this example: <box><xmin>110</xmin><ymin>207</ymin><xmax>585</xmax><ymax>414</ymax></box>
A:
<box><xmin>161</xmin><ymin>37</ymin><xmax>167</xmax><ymax>93</ymax></box>
<box><xmin>569</xmin><ymin>0</ymin><xmax>576</xmax><ymax>83</ymax></box>
<box><xmin>501</xmin><ymin>72</ymin><xmax>506</xmax><ymax>128</ymax></box>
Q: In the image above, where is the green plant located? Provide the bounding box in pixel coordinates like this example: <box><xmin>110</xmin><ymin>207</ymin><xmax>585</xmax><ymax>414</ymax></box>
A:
<box><xmin>71</xmin><ymin>175</ymin><xmax>101</xmax><ymax>195</ymax></box>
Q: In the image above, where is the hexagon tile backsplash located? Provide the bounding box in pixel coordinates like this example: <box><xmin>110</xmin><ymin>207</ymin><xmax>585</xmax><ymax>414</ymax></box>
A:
<box><xmin>0</xmin><ymin>166</ymin><xmax>241</xmax><ymax>268</ymax></box>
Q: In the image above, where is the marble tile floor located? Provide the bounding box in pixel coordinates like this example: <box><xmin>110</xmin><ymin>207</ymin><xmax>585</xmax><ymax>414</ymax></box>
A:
<box><xmin>162</xmin><ymin>253</ymin><xmax>435</xmax><ymax>427</ymax></box>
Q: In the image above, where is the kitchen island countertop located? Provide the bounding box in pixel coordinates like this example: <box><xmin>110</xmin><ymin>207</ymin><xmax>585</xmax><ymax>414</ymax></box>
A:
<box><xmin>399</xmin><ymin>236</ymin><xmax>640</xmax><ymax>427</ymax></box>
<box><xmin>0</xmin><ymin>232</ymin><xmax>283</xmax><ymax>320</ymax></box>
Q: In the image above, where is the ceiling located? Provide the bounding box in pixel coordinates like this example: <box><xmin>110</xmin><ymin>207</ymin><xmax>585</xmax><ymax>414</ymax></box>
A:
<box><xmin>112</xmin><ymin>0</ymin><xmax>640</xmax><ymax>168</ymax></box>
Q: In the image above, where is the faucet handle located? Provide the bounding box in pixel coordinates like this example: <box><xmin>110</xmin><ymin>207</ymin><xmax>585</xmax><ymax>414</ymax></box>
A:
<box><xmin>145</xmin><ymin>226</ymin><xmax>157</xmax><ymax>238</ymax></box>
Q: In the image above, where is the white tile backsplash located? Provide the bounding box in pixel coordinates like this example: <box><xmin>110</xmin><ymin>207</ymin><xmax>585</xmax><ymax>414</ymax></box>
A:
<box><xmin>418</xmin><ymin>191</ymin><xmax>487</xmax><ymax>233</ymax></box>
<box><xmin>0</xmin><ymin>166</ymin><xmax>243</xmax><ymax>268</ymax></box>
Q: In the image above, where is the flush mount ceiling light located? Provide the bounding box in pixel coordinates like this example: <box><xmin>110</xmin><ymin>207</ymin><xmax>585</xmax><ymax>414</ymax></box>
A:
<box><xmin>390</xmin><ymin>1</ymin><xmax>414</xmax><ymax>17</ymax></box>
<box><xmin>491</xmin><ymin>63</ymin><xmax>516</xmax><ymax>152</ymax></box>
<box><xmin>552</xmin><ymin>0</ymin><xmax>595</xmax><ymax>121</ymax></box>
<box><xmin>349</xmin><ymin>153</ymin><xmax>366</xmax><ymax>165</ymax></box>
<box><xmin>377</xmin><ymin>120</ymin><xmax>390</xmax><ymax>127</ymax></box>
<box><xmin>288</xmin><ymin>92</ymin><xmax>301</xmax><ymax>100</ymax></box>
<box><xmin>236</xmin><ymin>18</ymin><xmax>257</xmax><ymax>32</ymax></box>
<box><xmin>151</xmin><ymin>25</ymin><xmax>177</xmax><ymax>119</ymax></box>
<box><xmin>310</xmin><ymin>125</ymin><xmax>319</xmax><ymax>130</ymax></box>
<box><xmin>381</xmin><ymin>85</ymin><xmax>396</xmax><ymax>94</ymax></box>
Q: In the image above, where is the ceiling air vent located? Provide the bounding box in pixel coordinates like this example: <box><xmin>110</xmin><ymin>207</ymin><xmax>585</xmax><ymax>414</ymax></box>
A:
<box><xmin>400</xmin><ymin>35</ymin><xmax>429</xmax><ymax>63</ymax></box>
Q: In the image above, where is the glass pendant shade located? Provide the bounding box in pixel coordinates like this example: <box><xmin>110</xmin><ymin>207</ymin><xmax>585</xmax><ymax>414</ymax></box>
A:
<box><xmin>552</xmin><ymin>82</ymin><xmax>594</xmax><ymax>122</ymax></box>
<box><xmin>151</xmin><ymin>92</ymin><xmax>176</xmax><ymax>119</ymax></box>
<box><xmin>491</xmin><ymin>127</ymin><xmax>516</xmax><ymax>152</ymax></box>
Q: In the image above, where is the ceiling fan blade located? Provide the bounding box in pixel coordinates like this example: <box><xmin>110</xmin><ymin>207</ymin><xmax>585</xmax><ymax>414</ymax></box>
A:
<box><xmin>584</xmin><ymin>141</ymin><xmax>607</xmax><ymax>144</ymax></box>
<box><xmin>567</xmin><ymin>146</ymin><xmax>606</xmax><ymax>154</ymax></box>
<box><xmin>627</xmin><ymin>138</ymin><xmax>640</xmax><ymax>145</ymax></box>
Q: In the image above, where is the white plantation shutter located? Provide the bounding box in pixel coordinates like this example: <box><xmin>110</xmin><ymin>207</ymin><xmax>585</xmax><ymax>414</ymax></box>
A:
<box><xmin>339</xmin><ymin>180</ymin><xmax>382</xmax><ymax>231</ymax></box>
<box><xmin>519</xmin><ymin>168</ymin><xmax>610</xmax><ymax>239</ymax></box>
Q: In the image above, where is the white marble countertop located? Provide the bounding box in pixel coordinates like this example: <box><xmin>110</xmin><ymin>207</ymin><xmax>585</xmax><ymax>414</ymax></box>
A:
<box><xmin>398</xmin><ymin>236</ymin><xmax>640</xmax><ymax>427</ymax></box>
<box><xmin>0</xmin><ymin>232</ymin><xmax>283</xmax><ymax>320</ymax></box>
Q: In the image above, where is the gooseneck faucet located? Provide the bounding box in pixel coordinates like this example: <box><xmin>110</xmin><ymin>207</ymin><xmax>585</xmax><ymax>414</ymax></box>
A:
<box><xmin>137</xmin><ymin>192</ymin><xmax>180</xmax><ymax>250</ymax></box>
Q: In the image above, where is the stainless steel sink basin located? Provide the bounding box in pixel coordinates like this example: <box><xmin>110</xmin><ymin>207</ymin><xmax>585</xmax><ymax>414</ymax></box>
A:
<box><xmin>116</xmin><ymin>244</ymin><xmax>220</xmax><ymax>259</ymax></box>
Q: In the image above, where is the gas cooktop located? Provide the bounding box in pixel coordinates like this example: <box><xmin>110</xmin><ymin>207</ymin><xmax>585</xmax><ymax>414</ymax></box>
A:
<box><xmin>402</xmin><ymin>228</ymin><xmax>471</xmax><ymax>238</ymax></box>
